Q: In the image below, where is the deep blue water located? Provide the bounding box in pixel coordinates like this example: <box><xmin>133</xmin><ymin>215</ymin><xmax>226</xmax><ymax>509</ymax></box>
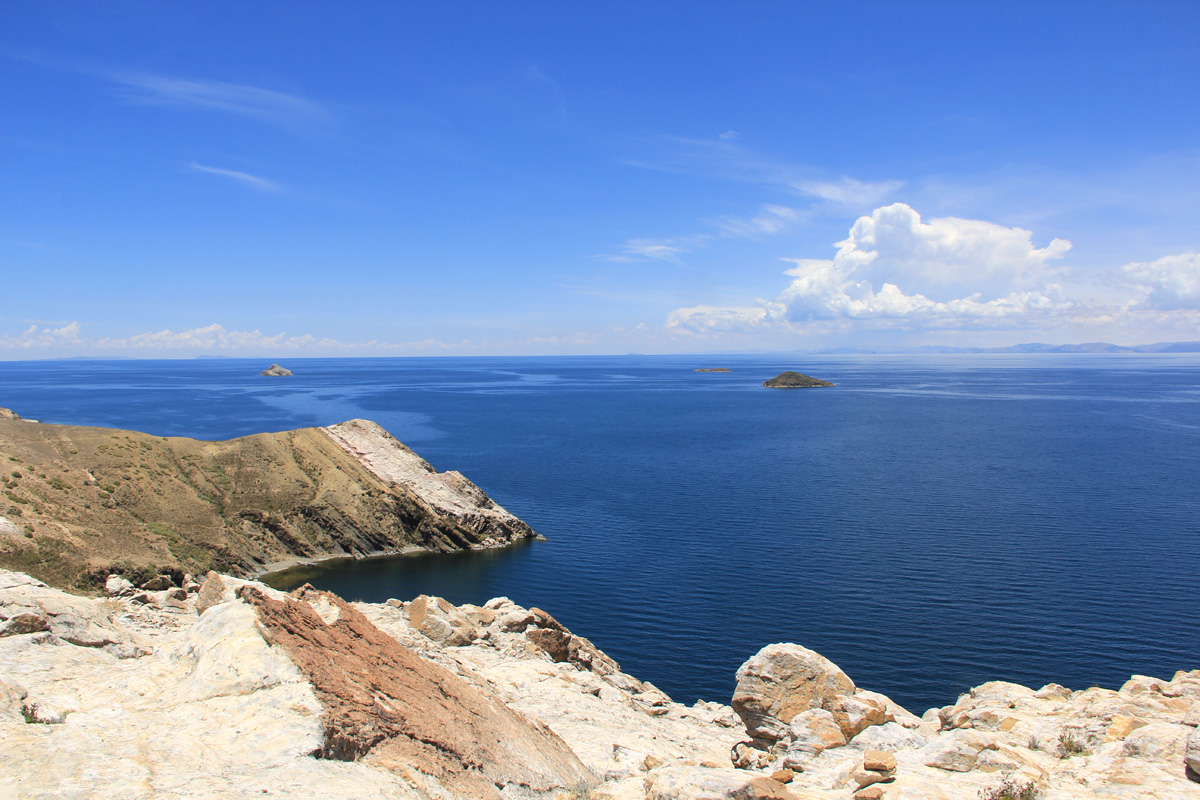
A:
<box><xmin>1</xmin><ymin>354</ymin><xmax>1197</xmax><ymax>713</ymax></box>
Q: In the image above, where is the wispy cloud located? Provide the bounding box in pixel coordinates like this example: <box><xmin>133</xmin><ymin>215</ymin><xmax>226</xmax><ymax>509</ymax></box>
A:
<box><xmin>599</xmin><ymin>204</ymin><xmax>804</xmax><ymax>263</ymax></box>
<box><xmin>189</xmin><ymin>163</ymin><xmax>283</xmax><ymax>192</ymax></box>
<box><xmin>108</xmin><ymin>71</ymin><xmax>327</xmax><ymax>127</ymax></box>
<box><xmin>8</xmin><ymin>52</ymin><xmax>328</xmax><ymax>128</ymax></box>
<box><xmin>0</xmin><ymin>323</ymin><xmax>457</xmax><ymax>355</ymax></box>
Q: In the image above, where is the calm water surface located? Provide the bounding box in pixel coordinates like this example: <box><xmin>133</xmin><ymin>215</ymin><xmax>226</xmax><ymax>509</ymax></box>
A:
<box><xmin>1</xmin><ymin>354</ymin><xmax>1197</xmax><ymax>712</ymax></box>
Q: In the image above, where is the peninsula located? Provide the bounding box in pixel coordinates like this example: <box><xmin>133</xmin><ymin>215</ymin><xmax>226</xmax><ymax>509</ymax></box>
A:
<box><xmin>0</xmin><ymin>410</ymin><xmax>533</xmax><ymax>589</ymax></box>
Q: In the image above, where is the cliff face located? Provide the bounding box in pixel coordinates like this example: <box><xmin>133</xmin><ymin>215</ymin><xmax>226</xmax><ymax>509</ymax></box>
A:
<box><xmin>0</xmin><ymin>570</ymin><xmax>1196</xmax><ymax>800</ymax></box>
<box><xmin>0</xmin><ymin>411</ymin><xmax>535</xmax><ymax>589</ymax></box>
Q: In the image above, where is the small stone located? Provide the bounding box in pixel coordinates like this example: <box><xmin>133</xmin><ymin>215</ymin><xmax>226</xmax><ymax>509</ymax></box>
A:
<box><xmin>643</xmin><ymin>754</ymin><xmax>664</xmax><ymax>770</ymax></box>
<box><xmin>770</xmin><ymin>769</ymin><xmax>794</xmax><ymax>783</ymax></box>
<box><xmin>850</xmin><ymin>767</ymin><xmax>889</xmax><ymax>788</ymax></box>
<box><xmin>854</xmin><ymin>787</ymin><xmax>884</xmax><ymax>800</ymax></box>
<box><xmin>166</xmin><ymin>587</ymin><xmax>188</xmax><ymax>601</ymax></box>
<box><xmin>141</xmin><ymin>575</ymin><xmax>173</xmax><ymax>591</ymax></box>
<box><xmin>195</xmin><ymin>572</ymin><xmax>227</xmax><ymax>615</ymax></box>
<box><xmin>0</xmin><ymin>613</ymin><xmax>50</xmax><ymax>636</ymax></box>
<box><xmin>385</xmin><ymin>598</ymin><xmax>404</xmax><ymax>608</ymax></box>
<box><xmin>130</xmin><ymin>592</ymin><xmax>153</xmax><ymax>605</ymax></box>
<box><xmin>104</xmin><ymin>575</ymin><xmax>135</xmax><ymax>597</ymax></box>
<box><xmin>863</xmin><ymin>750</ymin><xmax>897</xmax><ymax>772</ymax></box>
<box><xmin>183</xmin><ymin>582</ymin><xmax>201</xmax><ymax>594</ymax></box>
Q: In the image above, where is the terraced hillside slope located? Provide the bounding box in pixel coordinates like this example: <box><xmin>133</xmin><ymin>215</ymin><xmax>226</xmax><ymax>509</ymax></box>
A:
<box><xmin>0</xmin><ymin>410</ymin><xmax>535</xmax><ymax>589</ymax></box>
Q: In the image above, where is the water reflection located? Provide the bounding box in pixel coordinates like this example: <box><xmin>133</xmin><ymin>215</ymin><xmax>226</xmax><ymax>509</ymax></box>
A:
<box><xmin>262</xmin><ymin>539</ymin><xmax>538</xmax><ymax>606</ymax></box>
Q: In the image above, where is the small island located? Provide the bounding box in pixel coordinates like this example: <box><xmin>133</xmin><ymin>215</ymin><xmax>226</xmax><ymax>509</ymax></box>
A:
<box><xmin>260</xmin><ymin>363</ymin><xmax>293</xmax><ymax>376</ymax></box>
<box><xmin>694</xmin><ymin>367</ymin><xmax>731</xmax><ymax>373</ymax></box>
<box><xmin>762</xmin><ymin>371</ymin><xmax>835</xmax><ymax>388</ymax></box>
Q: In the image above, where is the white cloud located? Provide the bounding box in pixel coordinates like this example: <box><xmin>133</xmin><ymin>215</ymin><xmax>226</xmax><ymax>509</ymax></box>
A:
<box><xmin>792</xmin><ymin>177</ymin><xmax>904</xmax><ymax>209</ymax></box>
<box><xmin>0</xmin><ymin>323</ymin><xmax>456</xmax><ymax>356</ymax></box>
<box><xmin>1122</xmin><ymin>252</ymin><xmax>1200</xmax><ymax>310</ymax></box>
<box><xmin>0</xmin><ymin>322</ymin><xmax>83</xmax><ymax>349</ymax></box>
<box><xmin>604</xmin><ymin>204</ymin><xmax>802</xmax><ymax>263</ymax></box>
<box><xmin>616</xmin><ymin>237</ymin><xmax>705</xmax><ymax>263</ymax></box>
<box><xmin>667</xmin><ymin>202</ymin><xmax>1092</xmax><ymax>337</ymax></box>
<box><xmin>711</xmin><ymin>205</ymin><xmax>802</xmax><ymax>237</ymax></box>
<box><xmin>189</xmin><ymin>163</ymin><xmax>282</xmax><ymax>192</ymax></box>
<box><xmin>110</xmin><ymin>72</ymin><xmax>326</xmax><ymax>126</ymax></box>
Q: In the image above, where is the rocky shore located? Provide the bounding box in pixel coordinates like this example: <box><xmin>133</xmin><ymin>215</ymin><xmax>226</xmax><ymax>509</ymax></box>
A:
<box><xmin>1</xmin><ymin>568</ymin><xmax>1196</xmax><ymax>799</ymax></box>
<box><xmin>0</xmin><ymin>410</ymin><xmax>536</xmax><ymax>588</ymax></box>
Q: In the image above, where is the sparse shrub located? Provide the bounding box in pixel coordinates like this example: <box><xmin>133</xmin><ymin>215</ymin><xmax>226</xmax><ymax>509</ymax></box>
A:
<box><xmin>1058</xmin><ymin>728</ymin><xmax>1089</xmax><ymax>757</ymax></box>
<box><xmin>1026</xmin><ymin>735</ymin><xmax>1041</xmax><ymax>751</ymax></box>
<box><xmin>979</xmin><ymin>777</ymin><xmax>1039</xmax><ymax>800</ymax></box>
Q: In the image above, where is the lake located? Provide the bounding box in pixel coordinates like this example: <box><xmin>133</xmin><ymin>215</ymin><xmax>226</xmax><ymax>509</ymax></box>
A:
<box><xmin>1</xmin><ymin>353</ymin><xmax>1197</xmax><ymax>713</ymax></box>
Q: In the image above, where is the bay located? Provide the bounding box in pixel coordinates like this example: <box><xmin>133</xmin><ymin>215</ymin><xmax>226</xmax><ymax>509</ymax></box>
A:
<box><xmin>1</xmin><ymin>353</ymin><xmax>1197</xmax><ymax>712</ymax></box>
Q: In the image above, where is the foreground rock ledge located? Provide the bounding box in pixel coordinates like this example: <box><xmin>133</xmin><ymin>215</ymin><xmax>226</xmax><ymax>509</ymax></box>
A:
<box><xmin>1</xmin><ymin>569</ymin><xmax>1198</xmax><ymax>799</ymax></box>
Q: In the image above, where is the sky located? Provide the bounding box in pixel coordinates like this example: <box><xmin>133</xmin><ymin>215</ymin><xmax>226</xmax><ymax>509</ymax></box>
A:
<box><xmin>2</xmin><ymin>1</ymin><xmax>1199</xmax><ymax>358</ymax></box>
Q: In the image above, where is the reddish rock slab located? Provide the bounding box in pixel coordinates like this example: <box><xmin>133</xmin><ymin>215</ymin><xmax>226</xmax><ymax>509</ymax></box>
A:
<box><xmin>239</xmin><ymin>584</ymin><xmax>593</xmax><ymax>799</ymax></box>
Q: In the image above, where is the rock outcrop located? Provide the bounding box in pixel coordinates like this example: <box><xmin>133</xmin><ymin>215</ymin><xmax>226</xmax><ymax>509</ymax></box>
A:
<box><xmin>1</xmin><ymin>568</ymin><xmax>1198</xmax><ymax>799</ymax></box>
<box><xmin>0</xmin><ymin>414</ymin><xmax>536</xmax><ymax>588</ymax></box>
<box><xmin>762</xmin><ymin>372</ymin><xmax>835</xmax><ymax>389</ymax></box>
<box><xmin>260</xmin><ymin>363</ymin><xmax>293</xmax><ymax>376</ymax></box>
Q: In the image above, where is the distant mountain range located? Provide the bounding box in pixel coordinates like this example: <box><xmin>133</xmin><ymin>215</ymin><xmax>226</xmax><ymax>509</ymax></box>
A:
<box><xmin>814</xmin><ymin>341</ymin><xmax>1200</xmax><ymax>354</ymax></box>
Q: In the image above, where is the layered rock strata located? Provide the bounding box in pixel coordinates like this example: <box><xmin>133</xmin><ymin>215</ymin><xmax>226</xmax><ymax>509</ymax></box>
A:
<box><xmin>1</xmin><ymin>569</ymin><xmax>1197</xmax><ymax>799</ymax></box>
<box><xmin>0</xmin><ymin>411</ymin><xmax>535</xmax><ymax>587</ymax></box>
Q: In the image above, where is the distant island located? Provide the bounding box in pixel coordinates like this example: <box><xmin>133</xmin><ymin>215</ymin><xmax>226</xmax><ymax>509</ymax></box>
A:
<box><xmin>763</xmin><ymin>371</ymin><xmax>835</xmax><ymax>388</ymax></box>
<box><xmin>260</xmin><ymin>363</ymin><xmax>293</xmax><ymax>376</ymax></box>
<box><xmin>694</xmin><ymin>367</ymin><xmax>731</xmax><ymax>372</ymax></box>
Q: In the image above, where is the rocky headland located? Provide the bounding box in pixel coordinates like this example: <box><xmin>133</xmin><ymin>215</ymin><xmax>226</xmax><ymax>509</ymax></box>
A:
<box><xmin>763</xmin><ymin>372</ymin><xmax>835</xmax><ymax>389</ymax></box>
<box><xmin>0</xmin><ymin>410</ymin><xmax>535</xmax><ymax>589</ymax></box>
<box><xmin>0</xmin><ymin>569</ymin><xmax>1197</xmax><ymax>799</ymax></box>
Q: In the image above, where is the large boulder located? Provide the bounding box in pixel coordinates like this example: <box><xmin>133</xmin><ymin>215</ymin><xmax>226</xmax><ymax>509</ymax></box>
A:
<box><xmin>732</xmin><ymin>644</ymin><xmax>856</xmax><ymax>743</ymax></box>
<box><xmin>1187</xmin><ymin>726</ymin><xmax>1200</xmax><ymax>779</ymax></box>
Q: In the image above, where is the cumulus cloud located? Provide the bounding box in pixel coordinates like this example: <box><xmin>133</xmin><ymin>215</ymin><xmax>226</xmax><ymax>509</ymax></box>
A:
<box><xmin>0</xmin><ymin>322</ymin><xmax>84</xmax><ymax>349</ymax></box>
<box><xmin>1122</xmin><ymin>252</ymin><xmax>1200</xmax><ymax>310</ymax></box>
<box><xmin>669</xmin><ymin>203</ymin><xmax>1083</xmax><ymax>336</ymax></box>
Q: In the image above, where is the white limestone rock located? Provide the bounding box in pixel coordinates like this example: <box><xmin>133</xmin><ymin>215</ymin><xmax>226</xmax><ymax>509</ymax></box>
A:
<box><xmin>732</xmin><ymin>643</ymin><xmax>856</xmax><ymax>743</ymax></box>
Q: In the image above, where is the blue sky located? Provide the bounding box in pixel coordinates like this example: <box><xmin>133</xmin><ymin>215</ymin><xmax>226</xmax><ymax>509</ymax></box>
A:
<box><xmin>3</xmin><ymin>1</ymin><xmax>1199</xmax><ymax>357</ymax></box>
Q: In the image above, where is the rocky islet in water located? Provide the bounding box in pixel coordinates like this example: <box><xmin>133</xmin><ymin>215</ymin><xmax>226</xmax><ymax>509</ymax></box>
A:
<box><xmin>762</xmin><ymin>371</ymin><xmax>835</xmax><ymax>388</ymax></box>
